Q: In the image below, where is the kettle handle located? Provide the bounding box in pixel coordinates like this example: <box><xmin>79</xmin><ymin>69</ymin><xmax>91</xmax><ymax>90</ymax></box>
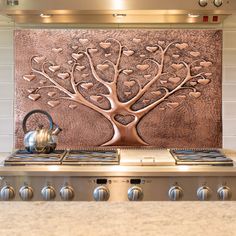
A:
<box><xmin>22</xmin><ymin>110</ymin><xmax>54</xmax><ymax>134</ymax></box>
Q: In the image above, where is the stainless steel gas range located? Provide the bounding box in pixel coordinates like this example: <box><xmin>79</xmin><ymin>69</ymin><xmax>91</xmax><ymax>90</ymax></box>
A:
<box><xmin>0</xmin><ymin>149</ymin><xmax>236</xmax><ymax>201</ymax></box>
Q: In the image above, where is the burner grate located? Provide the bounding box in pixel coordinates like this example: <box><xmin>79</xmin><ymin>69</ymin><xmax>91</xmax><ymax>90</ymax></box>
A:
<box><xmin>170</xmin><ymin>149</ymin><xmax>233</xmax><ymax>166</ymax></box>
<box><xmin>62</xmin><ymin>149</ymin><xmax>119</xmax><ymax>165</ymax></box>
<box><xmin>4</xmin><ymin>150</ymin><xmax>67</xmax><ymax>165</ymax></box>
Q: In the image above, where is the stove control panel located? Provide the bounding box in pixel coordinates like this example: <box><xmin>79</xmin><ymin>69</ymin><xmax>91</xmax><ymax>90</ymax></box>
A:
<box><xmin>0</xmin><ymin>176</ymin><xmax>235</xmax><ymax>201</ymax></box>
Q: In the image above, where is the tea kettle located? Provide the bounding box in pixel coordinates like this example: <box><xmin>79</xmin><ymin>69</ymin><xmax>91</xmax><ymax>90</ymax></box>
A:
<box><xmin>22</xmin><ymin>110</ymin><xmax>62</xmax><ymax>153</ymax></box>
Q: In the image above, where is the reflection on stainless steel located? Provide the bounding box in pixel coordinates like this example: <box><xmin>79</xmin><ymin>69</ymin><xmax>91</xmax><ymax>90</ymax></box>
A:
<box><xmin>1</xmin><ymin>149</ymin><xmax>236</xmax><ymax>201</ymax></box>
<box><xmin>1</xmin><ymin>0</ymin><xmax>236</xmax><ymax>24</ymax></box>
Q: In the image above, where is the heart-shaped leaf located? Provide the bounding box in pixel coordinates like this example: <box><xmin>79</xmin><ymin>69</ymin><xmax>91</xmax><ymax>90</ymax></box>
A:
<box><xmin>146</xmin><ymin>46</ymin><xmax>158</xmax><ymax>53</ymax></box>
<box><xmin>88</xmin><ymin>48</ymin><xmax>98</xmax><ymax>53</ymax></box>
<box><xmin>79</xmin><ymin>38</ymin><xmax>89</xmax><ymax>44</ymax></box>
<box><xmin>171</xmin><ymin>63</ymin><xmax>184</xmax><ymax>70</ymax></box>
<box><xmin>200</xmin><ymin>61</ymin><xmax>212</xmax><ymax>67</ymax></box>
<box><xmin>190</xmin><ymin>51</ymin><xmax>200</xmax><ymax>57</ymax></box>
<box><xmin>99</xmin><ymin>42</ymin><xmax>111</xmax><ymax>49</ymax></box>
<box><xmin>28</xmin><ymin>94</ymin><xmax>41</xmax><ymax>101</ymax></box>
<box><xmin>124</xmin><ymin>92</ymin><xmax>132</xmax><ymax>96</ymax></box>
<box><xmin>47</xmin><ymin>101</ymin><xmax>60</xmax><ymax>107</ymax></box>
<box><xmin>136</xmin><ymin>64</ymin><xmax>149</xmax><ymax>71</ymax></box>
<box><xmin>23</xmin><ymin>75</ymin><xmax>36</xmax><ymax>82</ymax></box>
<box><xmin>142</xmin><ymin>99</ymin><xmax>150</xmax><ymax>104</ymax></box>
<box><xmin>123</xmin><ymin>50</ymin><xmax>134</xmax><ymax>56</ymax></box>
<box><xmin>158</xmin><ymin>41</ymin><xmax>165</xmax><ymax>45</ymax></box>
<box><xmin>39</xmin><ymin>79</ymin><xmax>47</xmax><ymax>84</ymax></box>
<box><xmin>133</xmin><ymin>38</ymin><xmax>141</xmax><ymax>43</ymax></box>
<box><xmin>144</xmin><ymin>74</ymin><xmax>151</xmax><ymax>79</ymax></box>
<box><xmin>57</xmin><ymin>73</ymin><xmax>69</xmax><ymax>80</ymax></box>
<box><xmin>123</xmin><ymin>69</ymin><xmax>133</xmax><ymax>75</ymax></box>
<box><xmin>177</xmin><ymin>95</ymin><xmax>187</xmax><ymax>99</ymax></box>
<box><xmin>114</xmin><ymin>114</ymin><xmax>135</xmax><ymax>125</ymax></box>
<box><xmin>76</xmin><ymin>65</ymin><xmax>86</xmax><ymax>71</ymax></box>
<box><xmin>169</xmin><ymin>77</ymin><xmax>181</xmax><ymax>84</ymax></box>
<box><xmin>80</xmin><ymin>82</ymin><xmax>93</xmax><ymax>90</ymax></box>
<box><xmin>189</xmin><ymin>91</ymin><xmax>201</xmax><ymax>98</ymax></box>
<box><xmin>198</xmin><ymin>78</ymin><xmax>210</xmax><ymax>85</ymax></box>
<box><xmin>97</xmin><ymin>64</ymin><xmax>109</xmax><ymax>71</ymax></box>
<box><xmin>172</xmin><ymin>54</ymin><xmax>180</xmax><ymax>59</ymax></box>
<box><xmin>49</xmin><ymin>65</ymin><xmax>60</xmax><ymax>72</ymax></box>
<box><xmin>71</xmin><ymin>45</ymin><xmax>78</xmax><ymax>50</ymax></box>
<box><xmin>175</xmin><ymin>43</ymin><xmax>188</xmax><ymax>50</ymax></box>
<box><xmin>81</xmin><ymin>73</ymin><xmax>89</xmax><ymax>78</ymax></box>
<box><xmin>27</xmin><ymin>88</ymin><xmax>35</xmax><ymax>93</ymax></box>
<box><xmin>69</xmin><ymin>104</ymin><xmax>78</xmax><ymax>110</ymax></box>
<box><xmin>52</xmin><ymin>47</ymin><xmax>63</xmax><ymax>53</ymax></box>
<box><xmin>194</xmin><ymin>66</ymin><xmax>202</xmax><ymax>71</ymax></box>
<box><xmin>124</xmin><ymin>80</ymin><xmax>136</xmax><ymax>88</ymax></box>
<box><xmin>167</xmin><ymin>102</ymin><xmax>179</xmax><ymax>109</ymax></box>
<box><xmin>48</xmin><ymin>92</ymin><xmax>56</xmax><ymax>97</ymax></box>
<box><xmin>151</xmin><ymin>91</ymin><xmax>162</xmax><ymax>96</ymax></box>
<box><xmin>33</xmin><ymin>56</ymin><xmax>46</xmax><ymax>63</ymax></box>
<box><xmin>160</xmin><ymin>80</ymin><xmax>168</xmax><ymax>85</ymax></box>
<box><xmin>90</xmin><ymin>95</ymin><xmax>103</xmax><ymax>102</ymax></box>
<box><xmin>72</xmin><ymin>53</ymin><xmax>84</xmax><ymax>60</ymax></box>
<box><xmin>190</xmin><ymin>81</ymin><xmax>197</xmax><ymax>86</ymax></box>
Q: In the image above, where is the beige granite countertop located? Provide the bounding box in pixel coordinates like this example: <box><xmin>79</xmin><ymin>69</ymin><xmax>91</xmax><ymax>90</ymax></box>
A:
<box><xmin>0</xmin><ymin>152</ymin><xmax>235</xmax><ymax>236</ymax></box>
<box><xmin>0</xmin><ymin>202</ymin><xmax>235</xmax><ymax>236</ymax></box>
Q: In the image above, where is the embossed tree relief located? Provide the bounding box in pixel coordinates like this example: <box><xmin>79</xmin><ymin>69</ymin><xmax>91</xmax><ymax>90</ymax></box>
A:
<box><xmin>23</xmin><ymin>37</ymin><xmax>212</xmax><ymax>146</ymax></box>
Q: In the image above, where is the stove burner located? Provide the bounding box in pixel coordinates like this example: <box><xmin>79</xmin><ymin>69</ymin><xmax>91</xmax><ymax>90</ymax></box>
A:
<box><xmin>62</xmin><ymin>150</ymin><xmax>119</xmax><ymax>165</ymax></box>
<box><xmin>170</xmin><ymin>149</ymin><xmax>233</xmax><ymax>166</ymax></box>
<box><xmin>4</xmin><ymin>150</ymin><xmax>67</xmax><ymax>165</ymax></box>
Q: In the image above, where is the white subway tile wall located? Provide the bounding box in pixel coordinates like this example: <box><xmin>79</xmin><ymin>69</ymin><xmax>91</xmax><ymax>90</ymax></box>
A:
<box><xmin>0</xmin><ymin>15</ymin><xmax>236</xmax><ymax>151</ymax></box>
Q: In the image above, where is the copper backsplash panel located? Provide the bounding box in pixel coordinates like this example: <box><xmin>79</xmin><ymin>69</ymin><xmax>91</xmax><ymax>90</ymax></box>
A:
<box><xmin>14</xmin><ymin>29</ymin><xmax>222</xmax><ymax>149</ymax></box>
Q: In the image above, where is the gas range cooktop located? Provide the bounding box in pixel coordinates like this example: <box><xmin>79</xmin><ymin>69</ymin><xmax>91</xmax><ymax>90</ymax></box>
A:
<box><xmin>1</xmin><ymin>149</ymin><xmax>236</xmax><ymax>202</ymax></box>
<box><xmin>4</xmin><ymin>149</ymin><xmax>234</xmax><ymax>166</ymax></box>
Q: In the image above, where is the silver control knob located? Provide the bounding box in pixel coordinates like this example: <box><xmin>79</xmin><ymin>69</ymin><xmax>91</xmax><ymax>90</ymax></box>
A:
<box><xmin>168</xmin><ymin>186</ymin><xmax>183</xmax><ymax>201</ymax></box>
<box><xmin>93</xmin><ymin>186</ymin><xmax>110</xmax><ymax>201</ymax></box>
<box><xmin>128</xmin><ymin>186</ymin><xmax>143</xmax><ymax>201</ymax></box>
<box><xmin>197</xmin><ymin>186</ymin><xmax>211</xmax><ymax>201</ymax></box>
<box><xmin>60</xmin><ymin>186</ymin><xmax>75</xmax><ymax>201</ymax></box>
<box><xmin>0</xmin><ymin>186</ymin><xmax>15</xmax><ymax>200</ymax></box>
<box><xmin>19</xmin><ymin>186</ymin><xmax>33</xmax><ymax>201</ymax></box>
<box><xmin>199</xmin><ymin>0</ymin><xmax>208</xmax><ymax>7</ymax></box>
<box><xmin>213</xmin><ymin>0</ymin><xmax>223</xmax><ymax>7</ymax></box>
<box><xmin>41</xmin><ymin>186</ymin><xmax>56</xmax><ymax>201</ymax></box>
<box><xmin>217</xmin><ymin>186</ymin><xmax>231</xmax><ymax>201</ymax></box>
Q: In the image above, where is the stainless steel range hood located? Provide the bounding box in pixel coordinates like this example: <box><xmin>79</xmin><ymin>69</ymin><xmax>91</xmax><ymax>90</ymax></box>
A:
<box><xmin>0</xmin><ymin>0</ymin><xmax>236</xmax><ymax>24</ymax></box>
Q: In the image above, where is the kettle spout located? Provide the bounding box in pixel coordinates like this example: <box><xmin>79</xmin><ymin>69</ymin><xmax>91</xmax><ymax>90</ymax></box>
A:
<box><xmin>52</xmin><ymin>126</ymin><xmax>62</xmax><ymax>135</ymax></box>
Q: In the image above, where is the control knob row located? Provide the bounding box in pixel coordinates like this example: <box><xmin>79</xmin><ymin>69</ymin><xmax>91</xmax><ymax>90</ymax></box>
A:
<box><xmin>0</xmin><ymin>185</ymin><xmax>232</xmax><ymax>201</ymax></box>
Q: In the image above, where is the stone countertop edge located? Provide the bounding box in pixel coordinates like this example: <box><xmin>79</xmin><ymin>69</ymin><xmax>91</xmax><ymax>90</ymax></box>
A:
<box><xmin>0</xmin><ymin>202</ymin><xmax>235</xmax><ymax>236</ymax></box>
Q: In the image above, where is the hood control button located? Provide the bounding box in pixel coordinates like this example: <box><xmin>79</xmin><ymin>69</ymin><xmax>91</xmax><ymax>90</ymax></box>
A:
<box><xmin>199</xmin><ymin>0</ymin><xmax>208</xmax><ymax>7</ymax></box>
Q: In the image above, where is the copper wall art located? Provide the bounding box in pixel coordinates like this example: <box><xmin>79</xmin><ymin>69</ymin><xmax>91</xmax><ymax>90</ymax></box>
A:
<box><xmin>14</xmin><ymin>29</ymin><xmax>222</xmax><ymax>149</ymax></box>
